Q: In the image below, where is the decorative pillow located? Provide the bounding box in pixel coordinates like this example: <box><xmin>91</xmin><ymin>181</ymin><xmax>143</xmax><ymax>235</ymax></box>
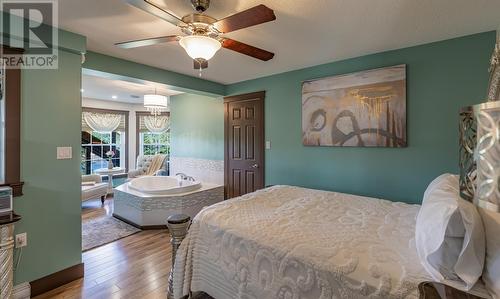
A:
<box><xmin>415</xmin><ymin>173</ymin><xmax>485</xmax><ymax>291</ymax></box>
<box><xmin>478</xmin><ymin>207</ymin><xmax>500</xmax><ymax>298</ymax></box>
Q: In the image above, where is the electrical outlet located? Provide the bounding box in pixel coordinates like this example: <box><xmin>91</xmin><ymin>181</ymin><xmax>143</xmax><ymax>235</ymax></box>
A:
<box><xmin>15</xmin><ymin>233</ymin><xmax>27</xmax><ymax>248</ymax></box>
<box><xmin>265</xmin><ymin>141</ymin><xmax>271</xmax><ymax>150</ymax></box>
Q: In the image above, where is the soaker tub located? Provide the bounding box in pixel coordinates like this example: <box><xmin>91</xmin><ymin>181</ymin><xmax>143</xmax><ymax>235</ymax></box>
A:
<box><xmin>128</xmin><ymin>176</ymin><xmax>201</xmax><ymax>195</ymax></box>
<box><xmin>113</xmin><ymin>175</ymin><xmax>223</xmax><ymax>228</ymax></box>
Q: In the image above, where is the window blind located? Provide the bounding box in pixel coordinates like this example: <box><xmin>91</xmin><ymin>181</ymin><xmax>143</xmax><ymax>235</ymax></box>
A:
<box><xmin>81</xmin><ymin>110</ymin><xmax>126</xmax><ymax>132</ymax></box>
<box><xmin>137</xmin><ymin>113</ymin><xmax>170</xmax><ymax>133</ymax></box>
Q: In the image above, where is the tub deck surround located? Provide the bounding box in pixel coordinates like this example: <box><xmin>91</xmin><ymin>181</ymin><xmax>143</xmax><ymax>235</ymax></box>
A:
<box><xmin>170</xmin><ymin>157</ymin><xmax>224</xmax><ymax>185</ymax></box>
<box><xmin>113</xmin><ymin>180</ymin><xmax>224</xmax><ymax>229</ymax></box>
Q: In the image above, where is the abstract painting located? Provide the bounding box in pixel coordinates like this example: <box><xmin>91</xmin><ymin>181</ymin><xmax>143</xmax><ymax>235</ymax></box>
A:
<box><xmin>302</xmin><ymin>65</ymin><xmax>407</xmax><ymax>147</ymax></box>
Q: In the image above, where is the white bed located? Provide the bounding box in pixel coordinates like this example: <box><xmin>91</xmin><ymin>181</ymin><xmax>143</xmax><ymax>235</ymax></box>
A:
<box><xmin>173</xmin><ymin>185</ymin><xmax>435</xmax><ymax>299</ymax></box>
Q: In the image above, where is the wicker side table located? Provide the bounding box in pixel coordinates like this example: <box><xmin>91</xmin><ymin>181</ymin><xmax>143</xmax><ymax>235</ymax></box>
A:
<box><xmin>0</xmin><ymin>212</ymin><xmax>21</xmax><ymax>299</ymax></box>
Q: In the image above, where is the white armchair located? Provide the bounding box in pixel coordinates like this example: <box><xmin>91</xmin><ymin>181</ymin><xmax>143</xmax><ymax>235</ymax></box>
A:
<box><xmin>128</xmin><ymin>154</ymin><xmax>168</xmax><ymax>179</ymax></box>
<box><xmin>81</xmin><ymin>174</ymin><xmax>108</xmax><ymax>203</ymax></box>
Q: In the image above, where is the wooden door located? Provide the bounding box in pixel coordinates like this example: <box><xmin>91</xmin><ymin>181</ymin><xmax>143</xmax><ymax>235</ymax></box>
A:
<box><xmin>224</xmin><ymin>91</ymin><xmax>265</xmax><ymax>199</ymax></box>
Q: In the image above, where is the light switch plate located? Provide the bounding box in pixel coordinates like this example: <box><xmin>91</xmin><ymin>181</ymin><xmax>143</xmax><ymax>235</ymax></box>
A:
<box><xmin>265</xmin><ymin>141</ymin><xmax>271</xmax><ymax>150</ymax></box>
<box><xmin>57</xmin><ymin>147</ymin><xmax>72</xmax><ymax>160</ymax></box>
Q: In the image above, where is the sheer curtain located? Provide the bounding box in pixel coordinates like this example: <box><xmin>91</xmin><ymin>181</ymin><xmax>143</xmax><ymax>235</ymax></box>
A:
<box><xmin>143</xmin><ymin>115</ymin><xmax>170</xmax><ymax>133</ymax></box>
<box><xmin>82</xmin><ymin>112</ymin><xmax>122</xmax><ymax>133</ymax></box>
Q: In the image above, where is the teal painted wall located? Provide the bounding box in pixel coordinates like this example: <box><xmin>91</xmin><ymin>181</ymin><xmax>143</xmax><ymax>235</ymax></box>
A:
<box><xmin>1</xmin><ymin>12</ymin><xmax>86</xmax><ymax>55</ymax></box>
<box><xmin>83</xmin><ymin>51</ymin><xmax>225</xmax><ymax>97</ymax></box>
<box><xmin>12</xmin><ymin>33</ymin><xmax>85</xmax><ymax>283</ymax></box>
<box><xmin>226</xmin><ymin>31</ymin><xmax>496</xmax><ymax>204</ymax></box>
<box><xmin>170</xmin><ymin>94</ymin><xmax>224</xmax><ymax>160</ymax></box>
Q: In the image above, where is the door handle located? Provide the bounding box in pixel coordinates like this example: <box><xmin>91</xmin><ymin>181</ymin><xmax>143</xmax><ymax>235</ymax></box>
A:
<box><xmin>251</xmin><ymin>163</ymin><xmax>259</xmax><ymax>168</ymax></box>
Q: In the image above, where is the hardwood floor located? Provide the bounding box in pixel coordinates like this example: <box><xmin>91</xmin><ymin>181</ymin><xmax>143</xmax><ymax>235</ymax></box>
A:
<box><xmin>34</xmin><ymin>197</ymin><xmax>172</xmax><ymax>299</ymax></box>
<box><xmin>82</xmin><ymin>195</ymin><xmax>114</xmax><ymax>220</ymax></box>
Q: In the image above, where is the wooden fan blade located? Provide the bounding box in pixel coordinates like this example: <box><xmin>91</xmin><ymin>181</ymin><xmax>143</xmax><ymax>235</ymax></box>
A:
<box><xmin>193</xmin><ymin>59</ymin><xmax>208</xmax><ymax>69</ymax></box>
<box><xmin>125</xmin><ymin>0</ymin><xmax>186</xmax><ymax>27</ymax></box>
<box><xmin>115</xmin><ymin>35</ymin><xmax>179</xmax><ymax>49</ymax></box>
<box><xmin>213</xmin><ymin>4</ymin><xmax>276</xmax><ymax>33</ymax></box>
<box><xmin>222</xmin><ymin>38</ymin><xmax>274</xmax><ymax>61</ymax></box>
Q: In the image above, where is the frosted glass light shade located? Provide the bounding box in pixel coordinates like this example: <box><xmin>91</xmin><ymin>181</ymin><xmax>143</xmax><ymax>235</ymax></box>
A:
<box><xmin>179</xmin><ymin>35</ymin><xmax>221</xmax><ymax>60</ymax></box>
<box><xmin>144</xmin><ymin>94</ymin><xmax>169</xmax><ymax>116</ymax></box>
<box><xmin>144</xmin><ymin>94</ymin><xmax>168</xmax><ymax>109</ymax></box>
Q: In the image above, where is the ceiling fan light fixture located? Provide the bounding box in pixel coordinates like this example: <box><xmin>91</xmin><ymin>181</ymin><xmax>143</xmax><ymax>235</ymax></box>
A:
<box><xmin>179</xmin><ymin>35</ymin><xmax>221</xmax><ymax>61</ymax></box>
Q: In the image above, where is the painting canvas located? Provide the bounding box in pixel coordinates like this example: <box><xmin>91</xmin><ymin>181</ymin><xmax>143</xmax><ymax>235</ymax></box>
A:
<box><xmin>302</xmin><ymin>65</ymin><xmax>407</xmax><ymax>147</ymax></box>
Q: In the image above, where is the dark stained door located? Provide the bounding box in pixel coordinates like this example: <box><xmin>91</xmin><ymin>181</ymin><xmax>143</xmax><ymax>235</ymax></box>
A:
<box><xmin>224</xmin><ymin>91</ymin><xmax>265</xmax><ymax>199</ymax></box>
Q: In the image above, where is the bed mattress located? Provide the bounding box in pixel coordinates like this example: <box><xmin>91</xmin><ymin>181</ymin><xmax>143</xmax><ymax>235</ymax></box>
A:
<box><xmin>173</xmin><ymin>185</ymin><xmax>432</xmax><ymax>299</ymax></box>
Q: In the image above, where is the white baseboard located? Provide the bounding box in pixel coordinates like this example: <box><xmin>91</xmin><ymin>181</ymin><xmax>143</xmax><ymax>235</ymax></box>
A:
<box><xmin>13</xmin><ymin>282</ymin><xmax>30</xmax><ymax>299</ymax></box>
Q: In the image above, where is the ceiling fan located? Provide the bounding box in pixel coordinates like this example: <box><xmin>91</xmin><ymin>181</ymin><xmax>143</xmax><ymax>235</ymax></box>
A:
<box><xmin>116</xmin><ymin>0</ymin><xmax>276</xmax><ymax>72</ymax></box>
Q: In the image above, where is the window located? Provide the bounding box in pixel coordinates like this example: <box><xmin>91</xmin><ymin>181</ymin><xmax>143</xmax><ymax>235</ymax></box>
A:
<box><xmin>0</xmin><ymin>46</ymin><xmax>24</xmax><ymax>196</ymax></box>
<box><xmin>139</xmin><ymin>131</ymin><xmax>170</xmax><ymax>156</ymax></box>
<box><xmin>81</xmin><ymin>108</ymin><xmax>128</xmax><ymax>175</ymax></box>
<box><xmin>136</xmin><ymin>112</ymin><xmax>170</xmax><ymax>157</ymax></box>
<box><xmin>81</xmin><ymin>131</ymin><xmax>125</xmax><ymax>175</ymax></box>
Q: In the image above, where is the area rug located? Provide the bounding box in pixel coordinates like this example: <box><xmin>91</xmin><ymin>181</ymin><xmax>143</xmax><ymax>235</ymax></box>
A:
<box><xmin>82</xmin><ymin>215</ymin><xmax>140</xmax><ymax>251</ymax></box>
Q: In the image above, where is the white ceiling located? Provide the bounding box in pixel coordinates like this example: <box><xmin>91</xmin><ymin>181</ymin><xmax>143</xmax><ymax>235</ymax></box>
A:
<box><xmin>59</xmin><ymin>0</ymin><xmax>500</xmax><ymax>84</ymax></box>
<box><xmin>81</xmin><ymin>74</ymin><xmax>183</xmax><ymax>103</ymax></box>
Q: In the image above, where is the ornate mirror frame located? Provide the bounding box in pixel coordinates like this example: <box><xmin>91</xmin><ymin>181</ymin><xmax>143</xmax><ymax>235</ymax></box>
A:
<box><xmin>0</xmin><ymin>46</ymin><xmax>24</xmax><ymax>196</ymax></box>
<box><xmin>486</xmin><ymin>37</ymin><xmax>500</xmax><ymax>102</ymax></box>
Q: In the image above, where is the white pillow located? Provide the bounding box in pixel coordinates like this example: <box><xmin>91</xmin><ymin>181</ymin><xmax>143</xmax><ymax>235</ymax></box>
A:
<box><xmin>415</xmin><ymin>173</ymin><xmax>485</xmax><ymax>291</ymax></box>
<box><xmin>478</xmin><ymin>207</ymin><xmax>500</xmax><ymax>298</ymax></box>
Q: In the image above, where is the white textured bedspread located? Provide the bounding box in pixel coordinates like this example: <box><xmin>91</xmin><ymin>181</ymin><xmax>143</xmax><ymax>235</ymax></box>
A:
<box><xmin>173</xmin><ymin>185</ymin><xmax>431</xmax><ymax>299</ymax></box>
